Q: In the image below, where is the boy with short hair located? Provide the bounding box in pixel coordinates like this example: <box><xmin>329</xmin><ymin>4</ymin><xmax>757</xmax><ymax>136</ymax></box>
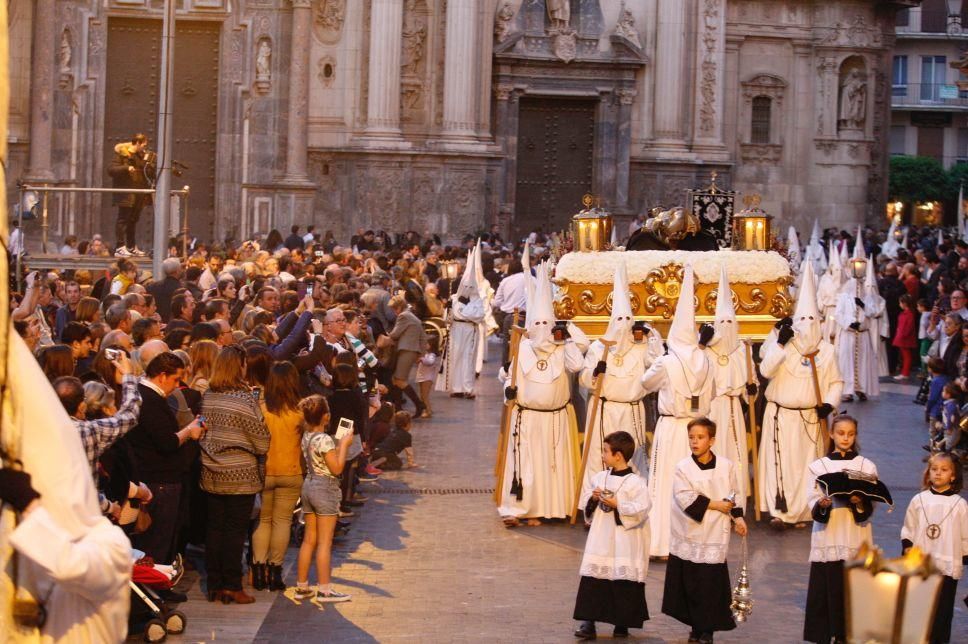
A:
<box><xmin>369</xmin><ymin>411</ymin><xmax>415</xmax><ymax>471</ymax></box>
<box><xmin>662</xmin><ymin>417</ymin><xmax>747</xmax><ymax>644</ymax></box>
<box><xmin>573</xmin><ymin>431</ymin><xmax>652</xmax><ymax>640</ymax></box>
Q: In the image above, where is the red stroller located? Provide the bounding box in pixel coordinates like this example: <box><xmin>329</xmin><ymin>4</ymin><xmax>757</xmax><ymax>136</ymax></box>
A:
<box><xmin>130</xmin><ymin>552</ymin><xmax>187</xmax><ymax>643</ymax></box>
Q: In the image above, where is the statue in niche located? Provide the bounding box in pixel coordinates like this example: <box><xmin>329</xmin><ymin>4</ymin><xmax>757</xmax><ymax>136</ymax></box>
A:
<box><xmin>614</xmin><ymin>4</ymin><xmax>641</xmax><ymax>49</ymax></box>
<box><xmin>546</xmin><ymin>0</ymin><xmax>570</xmax><ymax>31</ymax></box>
<box><xmin>495</xmin><ymin>1</ymin><xmax>516</xmax><ymax>42</ymax></box>
<box><xmin>401</xmin><ymin>0</ymin><xmax>427</xmax><ymax>77</ymax></box>
<box><xmin>838</xmin><ymin>68</ymin><xmax>866</xmax><ymax>130</ymax></box>
<box><xmin>255</xmin><ymin>40</ymin><xmax>271</xmax><ymax>93</ymax></box>
<box><xmin>59</xmin><ymin>29</ymin><xmax>72</xmax><ymax>74</ymax></box>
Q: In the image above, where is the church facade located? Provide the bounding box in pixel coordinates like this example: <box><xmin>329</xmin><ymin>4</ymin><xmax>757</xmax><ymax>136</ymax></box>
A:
<box><xmin>9</xmin><ymin>0</ymin><xmax>915</xmax><ymax>246</ymax></box>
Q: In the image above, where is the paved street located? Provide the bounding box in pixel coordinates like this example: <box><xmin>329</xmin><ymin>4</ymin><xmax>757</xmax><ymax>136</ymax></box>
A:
<box><xmin>167</xmin><ymin>345</ymin><xmax>968</xmax><ymax>643</ymax></box>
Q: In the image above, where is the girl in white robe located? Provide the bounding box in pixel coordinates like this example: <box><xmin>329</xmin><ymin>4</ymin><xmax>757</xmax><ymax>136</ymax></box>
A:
<box><xmin>573</xmin><ymin>431</ymin><xmax>652</xmax><ymax>640</ymax></box>
<box><xmin>803</xmin><ymin>415</ymin><xmax>880</xmax><ymax>644</ymax></box>
<box><xmin>900</xmin><ymin>453</ymin><xmax>968</xmax><ymax>644</ymax></box>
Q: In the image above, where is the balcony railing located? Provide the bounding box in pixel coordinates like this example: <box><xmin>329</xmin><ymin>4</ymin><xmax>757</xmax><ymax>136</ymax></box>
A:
<box><xmin>892</xmin><ymin>83</ymin><xmax>968</xmax><ymax>109</ymax></box>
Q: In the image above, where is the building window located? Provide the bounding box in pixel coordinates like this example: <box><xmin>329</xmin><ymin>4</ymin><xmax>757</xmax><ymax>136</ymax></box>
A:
<box><xmin>921</xmin><ymin>0</ymin><xmax>948</xmax><ymax>33</ymax></box>
<box><xmin>890</xmin><ymin>125</ymin><xmax>907</xmax><ymax>157</ymax></box>
<box><xmin>897</xmin><ymin>8</ymin><xmax>910</xmax><ymax>27</ymax></box>
<box><xmin>893</xmin><ymin>56</ymin><xmax>908</xmax><ymax>97</ymax></box>
<box><xmin>921</xmin><ymin>55</ymin><xmax>947</xmax><ymax>102</ymax></box>
<box><xmin>751</xmin><ymin>96</ymin><xmax>771</xmax><ymax>144</ymax></box>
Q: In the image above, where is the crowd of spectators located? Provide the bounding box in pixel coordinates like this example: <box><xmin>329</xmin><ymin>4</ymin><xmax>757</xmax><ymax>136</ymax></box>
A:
<box><xmin>8</xmin><ymin>224</ymin><xmax>535</xmax><ymax>611</ymax></box>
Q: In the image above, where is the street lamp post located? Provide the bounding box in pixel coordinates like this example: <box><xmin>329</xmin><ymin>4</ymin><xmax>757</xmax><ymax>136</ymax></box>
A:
<box><xmin>153</xmin><ymin>0</ymin><xmax>176</xmax><ymax>278</ymax></box>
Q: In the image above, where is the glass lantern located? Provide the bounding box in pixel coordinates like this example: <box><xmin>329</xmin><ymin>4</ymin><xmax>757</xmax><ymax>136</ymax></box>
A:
<box><xmin>845</xmin><ymin>543</ymin><xmax>944</xmax><ymax>644</ymax></box>
<box><xmin>731</xmin><ymin>194</ymin><xmax>773</xmax><ymax>251</ymax></box>
<box><xmin>571</xmin><ymin>194</ymin><xmax>613</xmax><ymax>252</ymax></box>
<box><xmin>851</xmin><ymin>257</ymin><xmax>868</xmax><ymax>280</ymax></box>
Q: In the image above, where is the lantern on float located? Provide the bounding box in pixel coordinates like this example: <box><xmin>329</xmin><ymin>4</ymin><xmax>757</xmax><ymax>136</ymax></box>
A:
<box><xmin>731</xmin><ymin>194</ymin><xmax>773</xmax><ymax>251</ymax></box>
<box><xmin>571</xmin><ymin>194</ymin><xmax>613</xmax><ymax>252</ymax></box>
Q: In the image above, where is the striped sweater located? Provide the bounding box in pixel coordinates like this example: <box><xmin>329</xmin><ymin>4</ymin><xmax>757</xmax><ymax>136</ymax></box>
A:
<box><xmin>199</xmin><ymin>389</ymin><xmax>271</xmax><ymax>494</ymax></box>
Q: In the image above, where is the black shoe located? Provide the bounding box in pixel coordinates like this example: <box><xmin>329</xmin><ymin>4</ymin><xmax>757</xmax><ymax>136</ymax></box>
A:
<box><xmin>857</xmin><ymin>392</ymin><xmax>868</xmax><ymax>402</ymax></box>
<box><xmin>251</xmin><ymin>562</ymin><xmax>267</xmax><ymax>591</ymax></box>
<box><xmin>159</xmin><ymin>588</ymin><xmax>188</xmax><ymax>604</ymax></box>
<box><xmin>613</xmin><ymin>625</ymin><xmax>629</xmax><ymax>638</ymax></box>
<box><xmin>268</xmin><ymin>564</ymin><xmax>286</xmax><ymax>591</ymax></box>
<box><xmin>698</xmin><ymin>633</ymin><xmax>714</xmax><ymax>644</ymax></box>
<box><xmin>574</xmin><ymin>621</ymin><xmax>596</xmax><ymax>640</ymax></box>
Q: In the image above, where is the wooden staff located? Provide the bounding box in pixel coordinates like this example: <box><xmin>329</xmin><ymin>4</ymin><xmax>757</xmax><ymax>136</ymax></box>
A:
<box><xmin>744</xmin><ymin>340</ymin><xmax>761</xmax><ymax>522</ymax></box>
<box><xmin>493</xmin><ymin>310</ymin><xmax>524</xmax><ymax>504</ymax></box>
<box><xmin>806</xmin><ymin>352</ymin><xmax>832</xmax><ymax>454</ymax></box>
<box><xmin>570</xmin><ymin>339</ymin><xmax>615</xmax><ymax>525</ymax></box>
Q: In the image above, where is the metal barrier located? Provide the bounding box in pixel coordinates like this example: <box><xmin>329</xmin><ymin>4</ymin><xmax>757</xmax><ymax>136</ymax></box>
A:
<box><xmin>16</xmin><ymin>184</ymin><xmax>190</xmax><ymax>283</ymax></box>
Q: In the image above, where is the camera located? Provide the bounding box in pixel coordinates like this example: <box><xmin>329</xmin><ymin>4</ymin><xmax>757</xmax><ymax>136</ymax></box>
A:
<box><xmin>314</xmin><ymin>250</ymin><xmax>324</xmax><ymax>258</ymax></box>
<box><xmin>105</xmin><ymin>348</ymin><xmax>122</xmax><ymax>361</ymax></box>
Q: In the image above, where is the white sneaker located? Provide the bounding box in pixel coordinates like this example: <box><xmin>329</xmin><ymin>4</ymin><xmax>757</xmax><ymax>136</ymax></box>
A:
<box><xmin>130</xmin><ymin>247</ymin><xmax>147</xmax><ymax>257</ymax></box>
<box><xmin>115</xmin><ymin>246</ymin><xmax>132</xmax><ymax>257</ymax></box>
<box><xmin>315</xmin><ymin>589</ymin><xmax>351</xmax><ymax>603</ymax></box>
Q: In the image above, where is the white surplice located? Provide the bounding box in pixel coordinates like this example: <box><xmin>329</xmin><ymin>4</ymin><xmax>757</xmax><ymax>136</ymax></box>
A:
<box><xmin>436</xmin><ymin>296</ymin><xmax>485</xmax><ymax>395</ymax></box>
<box><xmin>497</xmin><ymin>339</ymin><xmax>584</xmax><ymax>520</ymax></box>
<box><xmin>579</xmin><ymin>469</ymin><xmax>652</xmax><ymax>582</ymax></box>
<box><xmin>805</xmin><ymin>453</ymin><xmax>876</xmax><ymax>562</ymax></box>
<box><xmin>705</xmin><ymin>343</ymin><xmax>751</xmax><ymax>501</ymax></box>
<box><xmin>641</xmin><ymin>352</ymin><xmax>715</xmax><ymax>557</ymax></box>
<box><xmin>757</xmin><ymin>341</ymin><xmax>843</xmax><ymax>523</ymax></box>
<box><xmin>901</xmin><ymin>490</ymin><xmax>968</xmax><ymax>579</ymax></box>
<box><xmin>671</xmin><ymin>455</ymin><xmax>741</xmax><ymax>564</ymax></box>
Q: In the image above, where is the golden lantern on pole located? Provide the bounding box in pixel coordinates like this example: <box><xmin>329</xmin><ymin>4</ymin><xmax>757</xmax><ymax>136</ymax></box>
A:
<box><xmin>731</xmin><ymin>194</ymin><xmax>773</xmax><ymax>251</ymax></box>
<box><xmin>571</xmin><ymin>194</ymin><xmax>613</xmax><ymax>252</ymax></box>
<box><xmin>845</xmin><ymin>542</ymin><xmax>944</xmax><ymax>644</ymax></box>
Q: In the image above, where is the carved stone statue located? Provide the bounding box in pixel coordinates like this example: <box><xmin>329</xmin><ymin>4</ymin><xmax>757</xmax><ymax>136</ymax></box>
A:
<box><xmin>495</xmin><ymin>0</ymin><xmax>516</xmax><ymax>42</ymax></box>
<box><xmin>614</xmin><ymin>5</ymin><xmax>641</xmax><ymax>49</ymax></box>
<box><xmin>59</xmin><ymin>29</ymin><xmax>72</xmax><ymax>74</ymax></box>
<box><xmin>546</xmin><ymin>0</ymin><xmax>570</xmax><ymax>30</ymax></box>
<box><xmin>256</xmin><ymin>40</ymin><xmax>271</xmax><ymax>79</ymax></box>
<box><xmin>401</xmin><ymin>0</ymin><xmax>427</xmax><ymax>77</ymax></box>
<box><xmin>838</xmin><ymin>68</ymin><xmax>866</xmax><ymax>130</ymax></box>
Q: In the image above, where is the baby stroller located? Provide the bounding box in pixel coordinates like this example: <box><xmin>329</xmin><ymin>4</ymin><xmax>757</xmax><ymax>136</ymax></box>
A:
<box><xmin>129</xmin><ymin>551</ymin><xmax>187</xmax><ymax>643</ymax></box>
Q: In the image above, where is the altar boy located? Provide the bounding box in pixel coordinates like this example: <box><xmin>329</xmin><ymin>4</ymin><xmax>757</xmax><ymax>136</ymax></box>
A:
<box><xmin>662</xmin><ymin>418</ymin><xmax>747</xmax><ymax>644</ymax></box>
<box><xmin>573</xmin><ymin>431</ymin><xmax>652</xmax><ymax>640</ymax></box>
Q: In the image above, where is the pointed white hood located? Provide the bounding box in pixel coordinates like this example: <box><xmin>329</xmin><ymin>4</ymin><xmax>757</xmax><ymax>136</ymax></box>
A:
<box><xmin>667</xmin><ymin>264</ymin><xmax>706</xmax><ymax>372</ymax></box>
<box><xmin>809</xmin><ymin>219</ymin><xmax>821</xmax><ymax>247</ymax></box>
<box><xmin>864</xmin><ymin>253</ymin><xmax>879</xmax><ymax>298</ymax></box>
<box><xmin>938</xmin><ymin>228</ymin><xmax>945</xmax><ymax>248</ymax></box>
<box><xmin>602</xmin><ymin>261</ymin><xmax>634</xmax><ymax>351</ymax></box>
<box><xmin>787</xmin><ymin>226</ymin><xmax>801</xmax><ymax>268</ymax></box>
<box><xmin>527</xmin><ymin>261</ymin><xmax>556</xmax><ymax>349</ymax></box>
<box><xmin>827</xmin><ymin>240</ymin><xmax>843</xmax><ymax>281</ymax></box>
<box><xmin>882</xmin><ymin>220</ymin><xmax>899</xmax><ymax>259</ymax></box>
<box><xmin>473</xmin><ymin>238</ymin><xmax>488</xmax><ymax>300</ymax></box>
<box><xmin>710</xmin><ymin>263</ymin><xmax>739</xmax><ymax>353</ymax></box>
<box><xmin>793</xmin><ymin>261</ymin><xmax>823</xmax><ymax>353</ymax></box>
<box><xmin>456</xmin><ymin>249</ymin><xmax>479</xmax><ymax>299</ymax></box>
<box><xmin>521</xmin><ymin>241</ymin><xmax>534</xmax><ymax>327</ymax></box>
<box><xmin>901</xmin><ymin>228</ymin><xmax>909</xmax><ymax>251</ymax></box>
<box><xmin>853</xmin><ymin>226</ymin><xmax>866</xmax><ymax>261</ymax></box>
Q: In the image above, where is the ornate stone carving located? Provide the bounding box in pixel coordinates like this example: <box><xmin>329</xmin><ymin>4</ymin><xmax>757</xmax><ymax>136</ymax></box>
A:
<box><xmin>552</xmin><ymin>29</ymin><xmax>578</xmax><ymax>63</ymax></box>
<box><xmin>493</xmin><ymin>84</ymin><xmax>514</xmax><ymax>101</ymax></box>
<box><xmin>401</xmin><ymin>0</ymin><xmax>428</xmax><ymax>77</ymax></box>
<box><xmin>697</xmin><ymin>0</ymin><xmax>721</xmax><ymax>135</ymax></box>
<box><xmin>741</xmin><ymin>74</ymin><xmax>786</xmax><ymax>104</ymax></box>
<box><xmin>613</xmin><ymin>3</ymin><xmax>641</xmax><ymax>49</ymax></box>
<box><xmin>59</xmin><ymin>28</ymin><xmax>73</xmax><ymax>89</ymax></box>
<box><xmin>317</xmin><ymin>56</ymin><xmax>336</xmax><ymax>87</ymax></box>
<box><xmin>616</xmin><ymin>88</ymin><xmax>636</xmax><ymax>106</ymax></box>
<box><xmin>546</xmin><ymin>0</ymin><xmax>571</xmax><ymax>31</ymax></box>
<box><xmin>494</xmin><ymin>0</ymin><xmax>517</xmax><ymax>43</ymax></box>
<box><xmin>838</xmin><ymin>65</ymin><xmax>867</xmax><ymax>132</ymax></box>
<box><xmin>739</xmin><ymin>143</ymin><xmax>782</xmax><ymax>164</ymax></box>
<box><xmin>255</xmin><ymin>38</ymin><xmax>271</xmax><ymax>94</ymax></box>
<box><xmin>817</xmin><ymin>15</ymin><xmax>883</xmax><ymax>49</ymax></box>
<box><xmin>312</xmin><ymin>0</ymin><xmax>345</xmax><ymax>44</ymax></box>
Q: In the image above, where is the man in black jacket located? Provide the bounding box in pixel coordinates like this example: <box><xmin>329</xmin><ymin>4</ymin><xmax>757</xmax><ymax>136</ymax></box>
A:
<box><xmin>127</xmin><ymin>346</ymin><xmax>205</xmax><ymax>563</ymax></box>
<box><xmin>148</xmin><ymin>258</ymin><xmax>185</xmax><ymax>322</ymax></box>
<box><xmin>108</xmin><ymin>133</ymin><xmax>154</xmax><ymax>256</ymax></box>
<box><xmin>878</xmin><ymin>262</ymin><xmax>906</xmax><ymax>374</ymax></box>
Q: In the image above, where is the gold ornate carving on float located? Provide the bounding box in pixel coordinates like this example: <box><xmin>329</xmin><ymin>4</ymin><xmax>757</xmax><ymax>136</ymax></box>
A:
<box><xmin>553</xmin><ymin>262</ymin><xmax>794</xmax><ymax>339</ymax></box>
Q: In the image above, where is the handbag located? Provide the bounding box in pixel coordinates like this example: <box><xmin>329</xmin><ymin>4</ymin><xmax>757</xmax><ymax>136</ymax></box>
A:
<box><xmin>121</xmin><ymin>498</ymin><xmax>153</xmax><ymax>535</ymax></box>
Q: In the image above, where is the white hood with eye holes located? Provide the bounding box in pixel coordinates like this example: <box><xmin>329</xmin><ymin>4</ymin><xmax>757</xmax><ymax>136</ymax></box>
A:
<box><xmin>601</xmin><ymin>261</ymin><xmax>634</xmax><ymax>354</ymax></box>
<box><xmin>792</xmin><ymin>261</ymin><xmax>822</xmax><ymax>354</ymax></box>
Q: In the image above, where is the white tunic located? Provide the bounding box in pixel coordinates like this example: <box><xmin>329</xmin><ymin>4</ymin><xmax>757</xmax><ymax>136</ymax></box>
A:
<box><xmin>579</xmin><ymin>469</ymin><xmax>652</xmax><ymax>582</ymax></box>
<box><xmin>805</xmin><ymin>453</ymin><xmax>876</xmax><ymax>562</ymax></box>
<box><xmin>497</xmin><ymin>339</ymin><xmax>584</xmax><ymax>519</ymax></box>
<box><xmin>817</xmin><ymin>273</ymin><xmax>842</xmax><ymax>342</ymax></box>
<box><xmin>705</xmin><ymin>343</ymin><xmax>751</xmax><ymax>501</ymax></box>
<box><xmin>901</xmin><ymin>490</ymin><xmax>968</xmax><ymax>579</ymax></box>
<box><xmin>757</xmin><ymin>341</ymin><xmax>844</xmax><ymax>523</ymax></box>
<box><xmin>833</xmin><ymin>290</ymin><xmax>879</xmax><ymax>397</ymax></box>
<box><xmin>670</xmin><ymin>455</ymin><xmax>741</xmax><ymax>565</ymax></box>
<box><xmin>642</xmin><ymin>352</ymin><xmax>715</xmax><ymax>557</ymax></box>
<box><xmin>578</xmin><ymin>338</ymin><xmax>662</xmax><ymax>489</ymax></box>
<box><xmin>436</xmin><ymin>297</ymin><xmax>484</xmax><ymax>394</ymax></box>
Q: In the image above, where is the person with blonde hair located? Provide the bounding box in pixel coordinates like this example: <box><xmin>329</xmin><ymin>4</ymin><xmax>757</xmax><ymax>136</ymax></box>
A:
<box><xmin>189</xmin><ymin>339</ymin><xmax>219</xmax><ymax>394</ymax></box>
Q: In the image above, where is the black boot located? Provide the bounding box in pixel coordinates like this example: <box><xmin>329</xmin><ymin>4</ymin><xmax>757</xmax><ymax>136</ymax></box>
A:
<box><xmin>574</xmin><ymin>621</ymin><xmax>596</xmax><ymax>640</ymax></box>
<box><xmin>388</xmin><ymin>385</ymin><xmax>405</xmax><ymax>409</ymax></box>
<box><xmin>268</xmin><ymin>564</ymin><xmax>286</xmax><ymax>591</ymax></box>
<box><xmin>251</xmin><ymin>562</ymin><xmax>267</xmax><ymax>591</ymax></box>
<box><xmin>404</xmin><ymin>385</ymin><xmax>425</xmax><ymax>415</ymax></box>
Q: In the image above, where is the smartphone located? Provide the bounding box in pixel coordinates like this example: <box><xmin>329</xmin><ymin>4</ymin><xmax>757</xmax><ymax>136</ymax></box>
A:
<box><xmin>335</xmin><ymin>417</ymin><xmax>354</xmax><ymax>441</ymax></box>
<box><xmin>252</xmin><ymin>388</ymin><xmax>261</xmax><ymax>402</ymax></box>
<box><xmin>314</xmin><ymin>250</ymin><xmax>324</xmax><ymax>258</ymax></box>
<box><xmin>198</xmin><ymin>415</ymin><xmax>207</xmax><ymax>427</ymax></box>
<box><xmin>306</xmin><ymin>283</ymin><xmax>314</xmax><ymax>298</ymax></box>
<box><xmin>105</xmin><ymin>348</ymin><xmax>122</xmax><ymax>361</ymax></box>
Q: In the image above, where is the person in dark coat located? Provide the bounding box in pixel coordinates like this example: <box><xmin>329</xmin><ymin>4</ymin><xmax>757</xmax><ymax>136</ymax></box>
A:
<box><xmin>107</xmin><ymin>134</ymin><xmax>154</xmax><ymax>254</ymax></box>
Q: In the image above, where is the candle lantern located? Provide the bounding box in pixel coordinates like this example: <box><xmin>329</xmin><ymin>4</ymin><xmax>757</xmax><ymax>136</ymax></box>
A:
<box><xmin>851</xmin><ymin>257</ymin><xmax>868</xmax><ymax>280</ymax></box>
<box><xmin>845</xmin><ymin>542</ymin><xmax>943</xmax><ymax>644</ymax></box>
<box><xmin>730</xmin><ymin>194</ymin><xmax>773</xmax><ymax>251</ymax></box>
<box><xmin>440</xmin><ymin>260</ymin><xmax>461</xmax><ymax>282</ymax></box>
<box><xmin>572</xmin><ymin>194</ymin><xmax>613</xmax><ymax>252</ymax></box>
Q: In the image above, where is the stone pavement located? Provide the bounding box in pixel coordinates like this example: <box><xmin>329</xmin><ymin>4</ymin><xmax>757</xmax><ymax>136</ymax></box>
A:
<box><xmin>165</xmin><ymin>350</ymin><xmax>967</xmax><ymax>643</ymax></box>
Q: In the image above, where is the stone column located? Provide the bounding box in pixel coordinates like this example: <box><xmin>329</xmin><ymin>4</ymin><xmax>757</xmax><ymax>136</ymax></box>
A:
<box><xmin>25</xmin><ymin>0</ymin><xmax>55</xmax><ymax>181</ymax></box>
<box><xmin>652</xmin><ymin>0</ymin><xmax>688</xmax><ymax>151</ymax></box>
<box><xmin>441</xmin><ymin>0</ymin><xmax>478</xmax><ymax>140</ymax></box>
<box><xmin>692</xmin><ymin>0</ymin><xmax>727</xmax><ymax>159</ymax></box>
<box><xmin>284</xmin><ymin>0</ymin><xmax>312</xmax><ymax>182</ymax></box>
<box><xmin>365</xmin><ymin>0</ymin><xmax>404</xmax><ymax>137</ymax></box>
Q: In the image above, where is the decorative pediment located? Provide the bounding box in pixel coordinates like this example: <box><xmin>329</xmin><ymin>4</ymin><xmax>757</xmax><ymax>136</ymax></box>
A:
<box><xmin>741</xmin><ymin>74</ymin><xmax>787</xmax><ymax>103</ymax></box>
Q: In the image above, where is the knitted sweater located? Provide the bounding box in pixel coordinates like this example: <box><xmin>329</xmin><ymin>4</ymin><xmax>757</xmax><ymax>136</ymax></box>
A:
<box><xmin>200</xmin><ymin>389</ymin><xmax>271</xmax><ymax>494</ymax></box>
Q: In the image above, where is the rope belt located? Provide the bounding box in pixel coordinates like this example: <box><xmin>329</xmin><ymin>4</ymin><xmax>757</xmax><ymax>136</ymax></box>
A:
<box><xmin>515</xmin><ymin>402</ymin><xmax>570</xmax><ymax>414</ymax></box>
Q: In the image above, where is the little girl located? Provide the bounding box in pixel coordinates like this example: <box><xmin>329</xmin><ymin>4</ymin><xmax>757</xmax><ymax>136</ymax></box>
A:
<box><xmin>293</xmin><ymin>395</ymin><xmax>354</xmax><ymax>603</ymax></box>
<box><xmin>901</xmin><ymin>453</ymin><xmax>967</xmax><ymax>644</ymax></box>
<box><xmin>892</xmin><ymin>294</ymin><xmax>917</xmax><ymax>381</ymax></box>
<box><xmin>938</xmin><ymin>382</ymin><xmax>963</xmax><ymax>453</ymax></box>
<box><xmin>803</xmin><ymin>414</ymin><xmax>881</xmax><ymax>644</ymax></box>
<box><xmin>415</xmin><ymin>334</ymin><xmax>440</xmax><ymax>418</ymax></box>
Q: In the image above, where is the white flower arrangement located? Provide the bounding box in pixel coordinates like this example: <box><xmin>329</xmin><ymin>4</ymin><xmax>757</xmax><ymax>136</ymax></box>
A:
<box><xmin>554</xmin><ymin>250</ymin><xmax>791</xmax><ymax>285</ymax></box>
